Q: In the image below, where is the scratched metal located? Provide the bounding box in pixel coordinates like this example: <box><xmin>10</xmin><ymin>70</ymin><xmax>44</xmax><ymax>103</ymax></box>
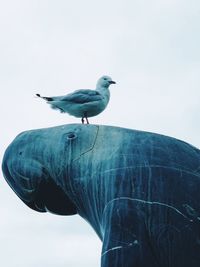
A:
<box><xmin>2</xmin><ymin>124</ymin><xmax>200</xmax><ymax>267</ymax></box>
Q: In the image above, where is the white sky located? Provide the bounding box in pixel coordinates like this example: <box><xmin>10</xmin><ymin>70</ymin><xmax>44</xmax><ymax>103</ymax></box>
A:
<box><xmin>0</xmin><ymin>0</ymin><xmax>200</xmax><ymax>266</ymax></box>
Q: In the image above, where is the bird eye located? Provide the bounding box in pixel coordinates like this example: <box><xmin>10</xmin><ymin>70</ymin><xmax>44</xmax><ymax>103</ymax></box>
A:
<box><xmin>104</xmin><ymin>78</ymin><xmax>107</xmax><ymax>80</ymax></box>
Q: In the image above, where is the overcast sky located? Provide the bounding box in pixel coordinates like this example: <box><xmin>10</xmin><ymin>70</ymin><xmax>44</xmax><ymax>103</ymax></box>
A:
<box><xmin>0</xmin><ymin>0</ymin><xmax>200</xmax><ymax>266</ymax></box>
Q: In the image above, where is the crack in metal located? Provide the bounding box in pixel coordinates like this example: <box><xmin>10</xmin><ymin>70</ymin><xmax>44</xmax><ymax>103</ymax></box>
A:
<box><xmin>101</xmin><ymin>246</ymin><xmax>123</xmax><ymax>257</ymax></box>
<box><xmin>103</xmin><ymin>197</ymin><xmax>192</xmax><ymax>222</ymax></box>
<box><xmin>73</xmin><ymin>125</ymin><xmax>99</xmax><ymax>161</ymax></box>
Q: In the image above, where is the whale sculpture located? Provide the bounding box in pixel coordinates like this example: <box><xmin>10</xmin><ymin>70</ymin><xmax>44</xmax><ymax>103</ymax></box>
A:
<box><xmin>2</xmin><ymin>124</ymin><xmax>200</xmax><ymax>267</ymax></box>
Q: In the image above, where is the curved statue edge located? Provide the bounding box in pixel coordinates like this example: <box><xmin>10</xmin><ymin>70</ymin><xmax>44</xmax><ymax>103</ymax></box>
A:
<box><xmin>2</xmin><ymin>124</ymin><xmax>200</xmax><ymax>267</ymax></box>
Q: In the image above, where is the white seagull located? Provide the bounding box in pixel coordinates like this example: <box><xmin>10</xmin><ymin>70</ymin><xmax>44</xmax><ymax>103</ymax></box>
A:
<box><xmin>36</xmin><ymin>75</ymin><xmax>116</xmax><ymax>124</ymax></box>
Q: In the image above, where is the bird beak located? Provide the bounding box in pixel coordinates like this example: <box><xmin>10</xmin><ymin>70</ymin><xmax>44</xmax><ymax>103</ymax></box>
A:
<box><xmin>109</xmin><ymin>81</ymin><xmax>116</xmax><ymax>84</ymax></box>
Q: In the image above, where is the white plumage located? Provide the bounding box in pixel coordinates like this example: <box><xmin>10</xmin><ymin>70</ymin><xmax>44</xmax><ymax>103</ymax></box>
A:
<box><xmin>36</xmin><ymin>75</ymin><xmax>116</xmax><ymax>124</ymax></box>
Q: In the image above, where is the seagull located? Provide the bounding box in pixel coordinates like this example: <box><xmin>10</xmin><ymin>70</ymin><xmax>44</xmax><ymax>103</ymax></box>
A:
<box><xmin>36</xmin><ymin>75</ymin><xmax>116</xmax><ymax>124</ymax></box>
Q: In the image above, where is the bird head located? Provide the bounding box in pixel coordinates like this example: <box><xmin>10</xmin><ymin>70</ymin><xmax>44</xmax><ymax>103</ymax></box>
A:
<box><xmin>97</xmin><ymin>76</ymin><xmax>116</xmax><ymax>88</ymax></box>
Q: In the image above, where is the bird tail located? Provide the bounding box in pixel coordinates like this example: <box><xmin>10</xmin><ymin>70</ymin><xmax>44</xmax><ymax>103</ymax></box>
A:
<box><xmin>36</xmin><ymin>94</ymin><xmax>53</xmax><ymax>101</ymax></box>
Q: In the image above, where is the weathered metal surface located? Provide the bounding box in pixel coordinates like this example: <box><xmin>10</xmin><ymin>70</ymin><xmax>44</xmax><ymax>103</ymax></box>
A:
<box><xmin>2</xmin><ymin>124</ymin><xmax>200</xmax><ymax>266</ymax></box>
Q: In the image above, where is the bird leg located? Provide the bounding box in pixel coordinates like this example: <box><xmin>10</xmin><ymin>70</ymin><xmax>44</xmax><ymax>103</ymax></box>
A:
<box><xmin>81</xmin><ymin>118</ymin><xmax>85</xmax><ymax>124</ymax></box>
<box><xmin>83</xmin><ymin>113</ymin><xmax>89</xmax><ymax>124</ymax></box>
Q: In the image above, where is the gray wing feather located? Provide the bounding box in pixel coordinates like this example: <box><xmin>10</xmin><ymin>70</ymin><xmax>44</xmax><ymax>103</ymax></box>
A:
<box><xmin>60</xmin><ymin>89</ymin><xmax>103</xmax><ymax>104</ymax></box>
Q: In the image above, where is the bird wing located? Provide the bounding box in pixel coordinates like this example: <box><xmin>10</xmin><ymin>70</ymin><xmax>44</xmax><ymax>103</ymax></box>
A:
<box><xmin>60</xmin><ymin>89</ymin><xmax>103</xmax><ymax>104</ymax></box>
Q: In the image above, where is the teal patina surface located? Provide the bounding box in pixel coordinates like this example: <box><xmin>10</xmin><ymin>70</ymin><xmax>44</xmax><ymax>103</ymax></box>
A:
<box><xmin>2</xmin><ymin>124</ymin><xmax>200</xmax><ymax>267</ymax></box>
